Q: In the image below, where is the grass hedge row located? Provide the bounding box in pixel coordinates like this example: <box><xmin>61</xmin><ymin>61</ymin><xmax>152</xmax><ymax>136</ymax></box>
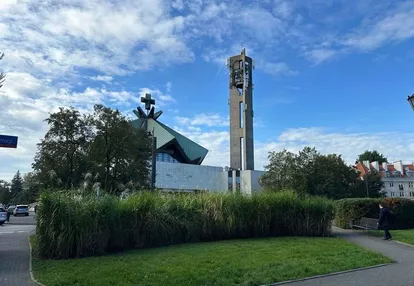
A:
<box><xmin>36</xmin><ymin>190</ymin><xmax>333</xmax><ymax>259</ymax></box>
<box><xmin>334</xmin><ymin>197</ymin><xmax>414</xmax><ymax>229</ymax></box>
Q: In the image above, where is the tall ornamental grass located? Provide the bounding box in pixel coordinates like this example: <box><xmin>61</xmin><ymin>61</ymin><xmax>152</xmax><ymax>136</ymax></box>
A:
<box><xmin>36</xmin><ymin>190</ymin><xmax>333</xmax><ymax>259</ymax></box>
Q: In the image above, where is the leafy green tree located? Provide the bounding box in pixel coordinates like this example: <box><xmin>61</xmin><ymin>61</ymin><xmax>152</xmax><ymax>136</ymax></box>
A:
<box><xmin>17</xmin><ymin>172</ymin><xmax>42</xmax><ymax>203</ymax></box>
<box><xmin>354</xmin><ymin>170</ymin><xmax>385</xmax><ymax>198</ymax></box>
<box><xmin>260</xmin><ymin>147</ymin><xmax>318</xmax><ymax>194</ymax></box>
<box><xmin>357</xmin><ymin>150</ymin><xmax>387</xmax><ymax>164</ymax></box>
<box><xmin>10</xmin><ymin>170</ymin><xmax>23</xmax><ymax>202</ymax></box>
<box><xmin>0</xmin><ymin>52</ymin><xmax>5</xmax><ymax>89</ymax></box>
<box><xmin>0</xmin><ymin>180</ymin><xmax>12</xmax><ymax>205</ymax></box>
<box><xmin>261</xmin><ymin>147</ymin><xmax>382</xmax><ymax>199</ymax></box>
<box><xmin>89</xmin><ymin>104</ymin><xmax>151</xmax><ymax>193</ymax></box>
<box><xmin>32</xmin><ymin>107</ymin><xmax>93</xmax><ymax>189</ymax></box>
<box><xmin>306</xmin><ymin>154</ymin><xmax>362</xmax><ymax>199</ymax></box>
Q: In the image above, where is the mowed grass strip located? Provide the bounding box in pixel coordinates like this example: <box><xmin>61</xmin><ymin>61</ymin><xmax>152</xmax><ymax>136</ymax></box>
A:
<box><xmin>367</xmin><ymin>229</ymin><xmax>414</xmax><ymax>245</ymax></box>
<box><xmin>31</xmin><ymin>236</ymin><xmax>392</xmax><ymax>286</ymax></box>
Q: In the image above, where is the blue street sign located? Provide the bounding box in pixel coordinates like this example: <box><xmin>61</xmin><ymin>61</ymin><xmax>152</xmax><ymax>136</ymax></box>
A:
<box><xmin>0</xmin><ymin>135</ymin><xmax>18</xmax><ymax>148</ymax></box>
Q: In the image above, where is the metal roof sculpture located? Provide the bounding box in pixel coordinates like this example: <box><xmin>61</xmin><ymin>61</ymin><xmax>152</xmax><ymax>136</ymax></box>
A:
<box><xmin>132</xmin><ymin>93</ymin><xmax>208</xmax><ymax>165</ymax></box>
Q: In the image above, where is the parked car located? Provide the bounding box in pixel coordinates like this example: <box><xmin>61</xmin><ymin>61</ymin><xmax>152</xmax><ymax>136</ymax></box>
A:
<box><xmin>0</xmin><ymin>207</ymin><xmax>7</xmax><ymax>225</ymax></box>
<box><xmin>13</xmin><ymin>205</ymin><xmax>29</xmax><ymax>216</ymax></box>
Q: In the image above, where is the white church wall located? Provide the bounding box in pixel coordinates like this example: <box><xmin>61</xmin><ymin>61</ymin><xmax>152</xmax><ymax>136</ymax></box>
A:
<box><xmin>240</xmin><ymin>170</ymin><xmax>265</xmax><ymax>195</ymax></box>
<box><xmin>155</xmin><ymin>162</ymin><xmax>228</xmax><ymax>192</ymax></box>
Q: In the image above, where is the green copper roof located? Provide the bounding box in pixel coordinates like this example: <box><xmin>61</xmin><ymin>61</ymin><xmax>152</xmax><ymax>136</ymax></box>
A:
<box><xmin>131</xmin><ymin>118</ymin><xmax>208</xmax><ymax>165</ymax></box>
<box><xmin>156</xmin><ymin>120</ymin><xmax>208</xmax><ymax>163</ymax></box>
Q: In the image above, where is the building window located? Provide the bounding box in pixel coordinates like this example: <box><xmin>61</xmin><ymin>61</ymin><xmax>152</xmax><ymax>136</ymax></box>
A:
<box><xmin>409</xmin><ymin>182</ymin><xmax>414</xmax><ymax>188</ymax></box>
<box><xmin>391</xmin><ymin>192</ymin><xmax>395</xmax><ymax>197</ymax></box>
<box><xmin>399</xmin><ymin>184</ymin><xmax>404</xmax><ymax>190</ymax></box>
<box><xmin>156</xmin><ymin>152</ymin><xmax>179</xmax><ymax>163</ymax></box>
<box><xmin>400</xmin><ymin>192</ymin><xmax>404</xmax><ymax>197</ymax></box>
<box><xmin>390</xmin><ymin>182</ymin><xmax>394</xmax><ymax>187</ymax></box>
<box><xmin>410</xmin><ymin>192</ymin><xmax>414</xmax><ymax>197</ymax></box>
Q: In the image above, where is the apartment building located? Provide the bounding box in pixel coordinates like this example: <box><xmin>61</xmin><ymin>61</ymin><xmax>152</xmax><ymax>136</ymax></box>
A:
<box><xmin>356</xmin><ymin>160</ymin><xmax>414</xmax><ymax>199</ymax></box>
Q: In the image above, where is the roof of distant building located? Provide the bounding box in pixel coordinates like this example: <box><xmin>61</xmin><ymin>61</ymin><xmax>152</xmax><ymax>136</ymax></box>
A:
<box><xmin>355</xmin><ymin>161</ymin><xmax>414</xmax><ymax>178</ymax></box>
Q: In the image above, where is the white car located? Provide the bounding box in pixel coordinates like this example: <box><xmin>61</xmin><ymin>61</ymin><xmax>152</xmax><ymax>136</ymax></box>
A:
<box><xmin>0</xmin><ymin>206</ymin><xmax>7</xmax><ymax>225</ymax></box>
<box><xmin>13</xmin><ymin>205</ymin><xmax>29</xmax><ymax>216</ymax></box>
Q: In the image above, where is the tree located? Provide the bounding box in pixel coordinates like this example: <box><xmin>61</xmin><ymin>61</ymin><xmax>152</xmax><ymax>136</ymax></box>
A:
<box><xmin>0</xmin><ymin>52</ymin><xmax>5</xmax><ymax>89</ymax></box>
<box><xmin>10</xmin><ymin>171</ymin><xmax>23</xmax><ymax>203</ymax></box>
<box><xmin>32</xmin><ymin>105</ymin><xmax>152</xmax><ymax>194</ymax></box>
<box><xmin>259</xmin><ymin>147</ymin><xmax>318</xmax><ymax>194</ymax></box>
<box><xmin>18</xmin><ymin>172</ymin><xmax>41</xmax><ymax>203</ymax></box>
<box><xmin>261</xmin><ymin>146</ymin><xmax>378</xmax><ymax>199</ymax></box>
<box><xmin>357</xmin><ymin>150</ymin><xmax>387</xmax><ymax>164</ymax></box>
<box><xmin>0</xmin><ymin>180</ymin><xmax>12</xmax><ymax>205</ymax></box>
<box><xmin>306</xmin><ymin>154</ymin><xmax>363</xmax><ymax>199</ymax></box>
<box><xmin>89</xmin><ymin>104</ymin><xmax>151</xmax><ymax>193</ymax></box>
<box><xmin>354</xmin><ymin>170</ymin><xmax>385</xmax><ymax>198</ymax></box>
<box><xmin>32</xmin><ymin>107</ymin><xmax>92</xmax><ymax>189</ymax></box>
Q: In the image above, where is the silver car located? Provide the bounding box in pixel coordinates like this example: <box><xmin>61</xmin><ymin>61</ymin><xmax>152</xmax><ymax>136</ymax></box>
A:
<box><xmin>0</xmin><ymin>207</ymin><xmax>7</xmax><ymax>225</ymax></box>
<box><xmin>13</xmin><ymin>205</ymin><xmax>29</xmax><ymax>216</ymax></box>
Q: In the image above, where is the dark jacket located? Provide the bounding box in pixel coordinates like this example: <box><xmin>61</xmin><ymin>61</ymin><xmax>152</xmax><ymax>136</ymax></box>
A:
<box><xmin>378</xmin><ymin>207</ymin><xmax>392</xmax><ymax>227</ymax></box>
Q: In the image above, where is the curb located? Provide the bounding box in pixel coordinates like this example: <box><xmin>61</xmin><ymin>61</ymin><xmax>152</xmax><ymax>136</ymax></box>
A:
<box><xmin>28</xmin><ymin>237</ymin><xmax>46</xmax><ymax>286</ymax></box>
<box><xmin>391</xmin><ymin>239</ymin><xmax>414</xmax><ymax>249</ymax></box>
<box><xmin>261</xmin><ymin>263</ymin><xmax>393</xmax><ymax>286</ymax></box>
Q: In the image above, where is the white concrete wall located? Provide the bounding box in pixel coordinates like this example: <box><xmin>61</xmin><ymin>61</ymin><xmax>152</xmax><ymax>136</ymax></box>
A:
<box><xmin>156</xmin><ymin>162</ymin><xmax>266</xmax><ymax>194</ymax></box>
<box><xmin>155</xmin><ymin>162</ymin><xmax>228</xmax><ymax>192</ymax></box>
<box><xmin>240</xmin><ymin>170</ymin><xmax>265</xmax><ymax>195</ymax></box>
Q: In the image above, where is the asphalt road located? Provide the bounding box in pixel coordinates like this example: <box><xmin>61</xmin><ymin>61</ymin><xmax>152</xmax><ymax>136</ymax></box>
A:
<box><xmin>0</xmin><ymin>213</ymin><xmax>36</xmax><ymax>286</ymax></box>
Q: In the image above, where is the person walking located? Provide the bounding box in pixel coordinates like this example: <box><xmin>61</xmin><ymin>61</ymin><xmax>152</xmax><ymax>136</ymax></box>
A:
<box><xmin>378</xmin><ymin>203</ymin><xmax>392</xmax><ymax>240</ymax></box>
<box><xmin>6</xmin><ymin>206</ymin><xmax>10</xmax><ymax>222</ymax></box>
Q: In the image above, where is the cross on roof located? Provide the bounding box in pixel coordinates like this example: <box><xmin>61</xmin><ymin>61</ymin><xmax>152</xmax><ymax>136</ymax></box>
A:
<box><xmin>141</xmin><ymin>93</ymin><xmax>155</xmax><ymax>111</ymax></box>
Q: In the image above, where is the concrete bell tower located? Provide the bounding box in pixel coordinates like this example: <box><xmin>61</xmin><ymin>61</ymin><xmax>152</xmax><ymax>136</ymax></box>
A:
<box><xmin>227</xmin><ymin>48</ymin><xmax>254</xmax><ymax>170</ymax></box>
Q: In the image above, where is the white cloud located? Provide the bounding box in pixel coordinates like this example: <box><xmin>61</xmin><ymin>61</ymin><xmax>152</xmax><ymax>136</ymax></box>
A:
<box><xmin>342</xmin><ymin>2</ymin><xmax>414</xmax><ymax>51</ymax></box>
<box><xmin>0</xmin><ymin>0</ymin><xmax>194</xmax><ymax>78</ymax></box>
<box><xmin>305</xmin><ymin>49</ymin><xmax>339</xmax><ymax>64</ymax></box>
<box><xmin>165</xmin><ymin>81</ymin><xmax>172</xmax><ymax>93</ymax></box>
<box><xmin>175</xmin><ymin>113</ymin><xmax>228</xmax><ymax>127</ymax></box>
<box><xmin>300</xmin><ymin>1</ymin><xmax>414</xmax><ymax>63</ymax></box>
<box><xmin>272</xmin><ymin>0</ymin><xmax>294</xmax><ymax>19</ymax></box>
<box><xmin>171</xmin><ymin>0</ymin><xmax>185</xmax><ymax>11</ymax></box>
<box><xmin>258</xmin><ymin>61</ymin><xmax>297</xmax><ymax>76</ymax></box>
<box><xmin>90</xmin><ymin>75</ymin><xmax>113</xmax><ymax>82</ymax></box>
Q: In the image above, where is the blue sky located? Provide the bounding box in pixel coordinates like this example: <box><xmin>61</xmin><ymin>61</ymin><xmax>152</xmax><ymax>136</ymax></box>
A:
<box><xmin>1</xmin><ymin>0</ymin><xmax>414</xmax><ymax>180</ymax></box>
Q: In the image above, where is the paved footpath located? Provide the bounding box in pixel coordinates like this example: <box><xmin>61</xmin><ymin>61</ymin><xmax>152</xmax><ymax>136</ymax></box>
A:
<box><xmin>0</xmin><ymin>214</ymin><xmax>36</xmax><ymax>286</ymax></box>
<box><xmin>282</xmin><ymin>227</ymin><xmax>414</xmax><ymax>286</ymax></box>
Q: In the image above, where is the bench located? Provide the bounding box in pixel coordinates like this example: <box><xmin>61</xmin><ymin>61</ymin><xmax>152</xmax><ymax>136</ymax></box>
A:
<box><xmin>349</xmin><ymin>217</ymin><xmax>378</xmax><ymax>230</ymax></box>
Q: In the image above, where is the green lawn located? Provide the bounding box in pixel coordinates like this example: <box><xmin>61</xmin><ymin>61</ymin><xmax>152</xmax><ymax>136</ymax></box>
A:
<box><xmin>367</xmin><ymin>229</ymin><xmax>414</xmax><ymax>245</ymax></box>
<box><xmin>31</xmin><ymin>236</ymin><xmax>392</xmax><ymax>286</ymax></box>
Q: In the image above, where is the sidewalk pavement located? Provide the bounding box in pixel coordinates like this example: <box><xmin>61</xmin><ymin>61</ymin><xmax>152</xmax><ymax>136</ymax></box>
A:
<box><xmin>280</xmin><ymin>227</ymin><xmax>414</xmax><ymax>286</ymax></box>
<box><xmin>0</xmin><ymin>217</ymin><xmax>36</xmax><ymax>286</ymax></box>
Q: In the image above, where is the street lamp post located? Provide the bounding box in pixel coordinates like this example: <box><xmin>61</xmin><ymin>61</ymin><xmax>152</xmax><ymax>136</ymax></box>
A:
<box><xmin>407</xmin><ymin>94</ymin><xmax>414</xmax><ymax>110</ymax></box>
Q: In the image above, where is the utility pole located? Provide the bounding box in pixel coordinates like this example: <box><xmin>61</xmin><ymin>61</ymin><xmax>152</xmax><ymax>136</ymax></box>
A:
<box><xmin>365</xmin><ymin>173</ymin><xmax>369</xmax><ymax>198</ymax></box>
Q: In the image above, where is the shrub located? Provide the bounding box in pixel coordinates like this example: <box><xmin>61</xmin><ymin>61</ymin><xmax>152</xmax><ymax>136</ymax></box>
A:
<box><xmin>36</xmin><ymin>190</ymin><xmax>334</xmax><ymax>259</ymax></box>
<box><xmin>334</xmin><ymin>197</ymin><xmax>414</xmax><ymax>229</ymax></box>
